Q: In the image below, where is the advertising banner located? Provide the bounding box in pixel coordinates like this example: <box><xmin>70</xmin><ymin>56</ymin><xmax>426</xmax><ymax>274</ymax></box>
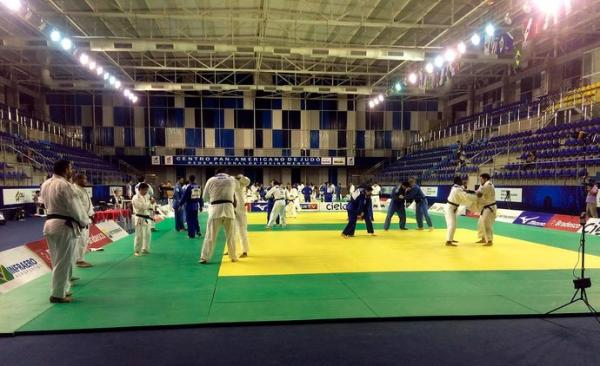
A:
<box><xmin>319</xmin><ymin>202</ymin><xmax>349</xmax><ymax>211</ymax></box>
<box><xmin>580</xmin><ymin>218</ymin><xmax>600</xmax><ymax>236</ymax></box>
<box><xmin>495</xmin><ymin>209</ymin><xmax>523</xmax><ymax>223</ymax></box>
<box><xmin>347</xmin><ymin>157</ymin><xmax>355</xmax><ymax>166</ymax></box>
<box><xmin>87</xmin><ymin>225</ymin><xmax>113</xmax><ymax>250</ymax></box>
<box><xmin>170</xmin><ymin>155</ymin><xmax>324</xmax><ymax>167</ymax></box>
<box><xmin>251</xmin><ymin>202</ymin><xmax>269</xmax><ymax>212</ymax></box>
<box><xmin>95</xmin><ymin>220</ymin><xmax>129</xmax><ymax>241</ymax></box>
<box><xmin>0</xmin><ymin>246</ymin><xmax>51</xmax><ymax>294</ymax></box>
<box><xmin>2</xmin><ymin>188</ymin><xmax>38</xmax><ymax>205</ymax></box>
<box><xmin>514</xmin><ymin>211</ymin><xmax>554</xmax><ymax>227</ymax></box>
<box><xmin>428</xmin><ymin>203</ymin><xmax>446</xmax><ymax>214</ymax></box>
<box><xmin>300</xmin><ymin>203</ymin><xmax>319</xmax><ymax>211</ymax></box>
<box><xmin>545</xmin><ymin>214</ymin><xmax>581</xmax><ymax>232</ymax></box>
<box><xmin>421</xmin><ymin>186</ymin><xmax>438</xmax><ymax>198</ymax></box>
<box><xmin>151</xmin><ymin>156</ymin><xmax>161</xmax><ymax>165</ymax></box>
<box><xmin>495</xmin><ymin>188</ymin><xmax>523</xmax><ymax>203</ymax></box>
<box><xmin>332</xmin><ymin>157</ymin><xmax>345</xmax><ymax>166</ymax></box>
<box><xmin>25</xmin><ymin>239</ymin><xmax>52</xmax><ymax>268</ymax></box>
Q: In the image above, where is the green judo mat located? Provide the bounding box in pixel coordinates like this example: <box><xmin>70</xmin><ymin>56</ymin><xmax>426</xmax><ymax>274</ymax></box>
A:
<box><xmin>2</xmin><ymin>212</ymin><xmax>600</xmax><ymax>335</ymax></box>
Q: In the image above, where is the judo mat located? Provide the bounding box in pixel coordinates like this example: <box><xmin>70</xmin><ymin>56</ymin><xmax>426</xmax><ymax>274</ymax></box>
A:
<box><xmin>2</xmin><ymin>211</ymin><xmax>600</xmax><ymax>334</ymax></box>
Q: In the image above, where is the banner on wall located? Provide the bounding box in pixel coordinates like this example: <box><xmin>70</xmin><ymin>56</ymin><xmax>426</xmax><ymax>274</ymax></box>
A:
<box><xmin>170</xmin><ymin>156</ymin><xmax>324</xmax><ymax>167</ymax></box>
<box><xmin>165</xmin><ymin>155</ymin><xmax>174</xmax><ymax>166</ymax></box>
<box><xmin>545</xmin><ymin>214</ymin><xmax>581</xmax><ymax>232</ymax></box>
<box><xmin>320</xmin><ymin>157</ymin><xmax>332</xmax><ymax>165</ymax></box>
<box><xmin>251</xmin><ymin>202</ymin><xmax>269</xmax><ymax>212</ymax></box>
<box><xmin>495</xmin><ymin>188</ymin><xmax>523</xmax><ymax>203</ymax></box>
<box><xmin>495</xmin><ymin>209</ymin><xmax>523</xmax><ymax>223</ymax></box>
<box><xmin>300</xmin><ymin>203</ymin><xmax>319</xmax><ymax>211</ymax></box>
<box><xmin>347</xmin><ymin>157</ymin><xmax>355</xmax><ymax>166</ymax></box>
<box><xmin>2</xmin><ymin>188</ymin><xmax>38</xmax><ymax>205</ymax></box>
<box><xmin>421</xmin><ymin>186</ymin><xmax>438</xmax><ymax>198</ymax></box>
<box><xmin>320</xmin><ymin>202</ymin><xmax>348</xmax><ymax>211</ymax></box>
<box><xmin>514</xmin><ymin>211</ymin><xmax>554</xmax><ymax>227</ymax></box>
<box><xmin>151</xmin><ymin>156</ymin><xmax>161</xmax><ymax>165</ymax></box>
<box><xmin>579</xmin><ymin>218</ymin><xmax>600</xmax><ymax>236</ymax></box>
<box><xmin>332</xmin><ymin>157</ymin><xmax>345</xmax><ymax>166</ymax></box>
<box><xmin>0</xmin><ymin>246</ymin><xmax>51</xmax><ymax>294</ymax></box>
<box><xmin>109</xmin><ymin>186</ymin><xmax>124</xmax><ymax>195</ymax></box>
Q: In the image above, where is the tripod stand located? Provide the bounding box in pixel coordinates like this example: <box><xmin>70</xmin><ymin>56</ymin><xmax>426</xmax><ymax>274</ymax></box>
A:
<box><xmin>547</xmin><ymin>213</ymin><xmax>599</xmax><ymax>315</ymax></box>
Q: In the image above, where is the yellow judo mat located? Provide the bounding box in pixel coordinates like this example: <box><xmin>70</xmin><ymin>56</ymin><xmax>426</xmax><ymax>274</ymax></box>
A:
<box><xmin>246</xmin><ymin>210</ymin><xmax>416</xmax><ymax>225</ymax></box>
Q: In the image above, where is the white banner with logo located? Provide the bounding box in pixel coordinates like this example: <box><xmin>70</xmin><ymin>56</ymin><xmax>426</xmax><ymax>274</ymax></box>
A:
<box><xmin>110</xmin><ymin>186</ymin><xmax>124</xmax><ymax>195</ymax></box>
<box><xmin>165</xmin><ymin>155</ymin><xmax>174</xmax><ymax>166</ymax></box>
<box><xmin>95</xmin><ymin>220</ymin><xmax>129</xmax><ymax>241</ymax></box>
<box><xmin>319</xmin><ymin>202</ymin><xmax>349</xmax><ymax>211</ymax></box>
<box><xmin>580</xmin><ymin>218</ymin><xmax>600</xmax><ymax>235</ymax></box>
<box><xmin>0</xmin><ymin>246</ymin><xmax>51</xmax><ymax>294</ymax></box>
<box><xmin>332</xmin><ymin>157</ymin><xmax>345</xmax><ymax>166</ymax></box>
<box><xmin>151</xmin><ymin>156</ymin><xmax>160</xmax><ymax>165</ymax></box>
<box><xmin>429</xmin><ymin>203</ymin><xmax>446</xmax><ymax>214</ymax></box>
<box><xmin>495</xmin><ymin>209</ymin><xmax>524</xmax><ymax>223</ymax></box>
<box><xmin>421</xmin><ymin>186</ymin><xmax>438</xmax><ymax>198</ymax></box>
<box><xmin>300</xmin><ymin>203</ymin><xmax>319</xmax><ymax>211</ymax></box>
<box><xmin>2</xmin><ymin>188</ymin><xmax>38</xmax><ymax>205</ymax></box>
<box><xmin>321</xmin><ymin>157</ymin><xmax>332</xmax><ymax>165</ymax></box>
<box><xmin>495</xmin><ymin>188</ymin><xmax>523</xmax><ymax>203</ymax></box>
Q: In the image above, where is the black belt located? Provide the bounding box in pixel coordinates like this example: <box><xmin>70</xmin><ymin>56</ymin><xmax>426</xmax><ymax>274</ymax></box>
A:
<box><xmin>46</xmin><ymin>214</ymin><xmax>83</xmax><ymax>229</ymax></box>
<box><xmin>211</xmin><ymin>200</ymin><xmax>234</xmax><ymax>205</ymax></box>
<box><xmin>481</xmin><ymin>203</ymin><xmax>496</xmax><ymax>215</ymax></box>
<box><xmin>447</xmin><ymin>201</ymin><xmax>459</xmax><ymax>207</ymax></box>
<box><xmin>135</xmin><ymin>213</ymin><xmax>155</xmax><ymax>222</ymax></box>
<box><xmin>275</xmin><ymin>198</ymin><xmax>285</xmax><ymax>201</ymax></box>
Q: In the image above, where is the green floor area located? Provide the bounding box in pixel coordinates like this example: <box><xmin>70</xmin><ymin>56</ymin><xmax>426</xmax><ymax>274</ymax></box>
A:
<box><xmin>1</xmin><ymin>212</ymin><xmax>599</xmax><ymax>334</ymax></box>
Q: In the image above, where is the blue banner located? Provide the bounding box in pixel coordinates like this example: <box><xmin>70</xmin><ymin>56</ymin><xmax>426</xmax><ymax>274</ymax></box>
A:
<box><xmin>513</xmin><ymin>211</ymin><xmax>555</xmax><ymax>227</ymax></box>
<box><xmin>167</xmin><ymin>155</ymin><xmax>325</xmax><ymax>167</ymax></box>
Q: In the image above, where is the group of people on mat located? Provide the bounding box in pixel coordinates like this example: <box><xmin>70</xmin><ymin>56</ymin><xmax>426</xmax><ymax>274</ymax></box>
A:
<box><xmin>342</xmin><ymin>174</ymin><xmax>497</xmax><ymax>248</ymax></box>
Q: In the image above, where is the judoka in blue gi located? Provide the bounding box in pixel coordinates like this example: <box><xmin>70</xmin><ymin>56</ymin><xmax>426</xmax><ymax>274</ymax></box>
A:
<box><xmin>384</xmin><ymin>182</ymin><xmax>407</xmax><ymax>231</ymax></box>
<box><xmin>403</xmin><ymin>179</ymin><xmax>433</xmax><ymax>230</ymax></box>
<box><xmin>173</xmin><ymin>176</ymin><xmax>186</xmax><ymax>232</ymax></box>
<box><xmin>342</xmin><ymin>186</ymin><xmax>375</xmax><ymax>238</ymax></box>
<box><xmin>302</xmin><ymin>184</ymin><xmax>313</xmax><ymax>203</ymax></box>
<box><xmin>178</xmin><ymin>175</ymin><xmax>204</xmax><ymax>238</ymax></box>
<box><xmin>265</xmin><ymin>180</ymin><xmax>280</xmax><ymax>225</ymax></box>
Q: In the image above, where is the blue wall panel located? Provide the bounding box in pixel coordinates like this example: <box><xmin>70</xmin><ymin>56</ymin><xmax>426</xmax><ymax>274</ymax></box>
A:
<box><xmin>310</xmin><ymin>130</ymin><xmax>320</xmax><ymax>149</ymax></box>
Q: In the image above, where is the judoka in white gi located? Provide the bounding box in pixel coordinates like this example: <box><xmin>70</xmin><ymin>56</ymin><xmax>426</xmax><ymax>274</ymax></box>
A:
<box><xmin>286</xmin><ymin>184</ymin><xmax>300</xmax><ymax>218</ymax></box>
<box><xmin>135</xmin><ymin>176</ymin><xmax>156</xmax><ymax>231</ymax></box>
<box><xmin>234</xmin><ymin>174</ymin><xmax>251</xmax><ymax>257</ymax></box>
<box><xmin>444</xmin><ymin>176</ymin><xmax>476</xmax><ymax>246</ymax></box>
<box><xmin>297</xmin><ymin>183</ymin><xmax>305</xmax><ymax>202</ymax></box>
<box><xmin>132</xmin><ymin>183</ymin><xmax>155</xmax><ymax>256</ymax></box>
<box><xmin>72</xmin><ymin>173</ymin><xmax>95</xmax><ymax>267</ymax></box>
<box><xmin>476</xmin><ymin>173</ymin><xmax>497</xmax><ymax>246</ymax></box>
<box><xmin>266</xmin><ymin>180</ymin><xmax>287</xmax><ymax>229</ymax></box>
<box><xmin>200</xmin><ymin>168</ymin><xmax>238</xmax><ymax>263</ymax></box>
<box><xmin>371</xmin><ymin>183</ymin><xmax>381</xmax><ymax>209</ymax></box>
<box><xmin>40</xmin><ymin>160</ymin><xmax>91</xmax><ymax>303</ymax></box>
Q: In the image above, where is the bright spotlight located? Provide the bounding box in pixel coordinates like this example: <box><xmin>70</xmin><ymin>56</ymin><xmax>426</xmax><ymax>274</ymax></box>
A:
<box><xmin>103</xmin><ymin>72</ymin><xmax>110</xmax><ymax>80</ymax></box>
<box><xmin>61</xmin><ymin>38</ymin><xmax>73</xmax><ymax>51</ymax></box>
<box><xmin>485</xmin><ymin>24</ymin><xmax>495</xmax><ymax>37</ymax></box>
<box><xmin>434</xmin><ymin>55</ymin><xmax>444</xmax><ymax>68</ymax></box>
<box><xmin>132</xmin><ymin>96</ymin><xmax>138</xmax><ymax>103</ymax></box>
<box><xmin>50</xmin><ymin>30</ymin><xmax>61</xmax><ymax>42</ymax></box>
<box><xmin>378</xmin><ymin>94</ymin><xmax>384</xmax><ymax>102</ymax></box>
<box><xmin>425</xmin><ymin>63</ymin><xmax>434</xmax><ymax>74</ymax></box>
<box><xmin>1</xmin><ymin>0</ymin><xmax>22</xmax><ymax>11</ymax></box>
<box><xmin>457</xmin><ymin>42</ymin><xmax>467</xmax><ymax>54</ymax></box>
<box><xmin>394</xmin><ymin>82</ymin><xmax>402</xmax><ymax>92</ymax></box>
<box><xmin>79</xmin><ymin>53</ymin><xmax>89</xmax><ymax>65</ymax></box>
<box><xmin>471</xmin><ymin>33</ymin><xmax>481</xmax><ymax>46</ymax></box>
<box><xmin>368</xmin><ymin>100</ymin><xmax>375</xmax><ymax>108</ymax></box>
<box><xmin>533</xmin><ymin>0</ymin><xmax>562</xmax><ymax>16</ymax></box>
<box><xmin>114</xmin><ymin>80</ymin><xmax>121</xmax><ymax>89</ymax></box>
<box><xmin>88</xmin><ymin>61</ymin><xmax>96</xmax><ymax>71</ymax></box>
<box><xmin>374</xmin><ymin>99</ymin><xmax>380</xmax><ymax>106</ymax></box>
<box><xmin>123</xmin><ymin>89</ymin><xmax>131</xmax><ymax>97</ymax></box>
<box><xmin>96</xmin><ymin>66</ymin><xmax>103</xmax><ymax>76</ymax></box>
<box><xmin>444</xmin><ymin>49</ymin><xmax>457</xmax><ymax>63</ymax></box>
<box><xmin>109</xmin><ymin>76</ymin><xmax>116</xmax><ymax>85</ymax></box>
<box><xmin>408</xmin><ymin>73</ymin><xmax>417</xmax><ymax>85</ymax></box>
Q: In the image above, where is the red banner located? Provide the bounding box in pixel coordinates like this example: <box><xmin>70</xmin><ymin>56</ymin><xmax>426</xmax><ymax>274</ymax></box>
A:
<box><xmin>25</xmin><ymin>239</ymin><xmax>51</xmax><ymax>268</ymax></box>
<box><xmin>545</xmin><ymin>214</ymin><xmax>580</xmax><ymax>232</ymax></box>
<box><xmin>87</xmin><ymin>225</ymin><xmax>112</xmax><ymax>249</ymax></box>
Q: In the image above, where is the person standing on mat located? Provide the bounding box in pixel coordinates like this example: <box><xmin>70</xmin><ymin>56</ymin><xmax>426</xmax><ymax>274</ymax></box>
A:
<box><xmin>200</xmin><ymin>168</ymin><xmax>238</xmax><ymax>264</ymax></box>
<box><xmin>266</xmin><ymin>180</ymin><xmax>287</xmax><ymax>229</ymax></box>
<box><xmin>404</xmin><ymin>179</ymin><xmax>433</xmax><ymax>231</ymax></box>
<box><xmin>265</xmin><ymin>180</ymin><xmax>280</xmax><ymax>226</ymax></box>
<box><xmin>384</xmin><ymin>182</ymin><xmax>407</xmax><ymax>231</ymax></box>
<box><xmin>178</xmin><ymin>175</ymin><xmax>203</xmax><ymax>239</ymax></box>
<box><xmin>302</xmin><ymin>183</ymin><xmax>312</xmax><ymax>203</ymax></box>
<box><xmin>342</xmin><ymin>186</ymin><xmax>375</xmax><ymax>238</ymax></box>
<box><xmin>40</xmin><ymin>160</ymin><xmax>91</xmax><ymax>303</ymax></box>
<box><xmin>445</xmin><ymin>176</ymin><xmax>477</xmax><ymax>247</ymax></box>
<box><xmin>585</xmin><ymin>180</ymin><xmax>599</xmax><ymax>218</ymax></box>
<box><xmin>172</xmin><ymin>176</ymin><xmax>186</xmax><ymax>232</ymax></box>
<box><xmin>233</xmin><ymin>174</ymin><xmax>251</xmax><ymax>257</ymax></box>
<box><xmin>476</xmin><ymin>173</ymin><xmax>496</xmax><ymax>246</ymax></box>
<box><xmin>72</xmin><ymin>173</ymin><xmax>95</xmax><ymax>268</ymax></box>
<box><xmin>135</xmin><ymin>176</ymin><xmax>157</xmax><ymax>232</ymax></box>
<box><xmin>132</xmin><ymin>183</ymin><xmax>155</xmax><ymax>256</ymax></box>
<box><xmin>371</xmin><ymin>182</ymin><xmax>382</xmax><ymax>210</ymax></box>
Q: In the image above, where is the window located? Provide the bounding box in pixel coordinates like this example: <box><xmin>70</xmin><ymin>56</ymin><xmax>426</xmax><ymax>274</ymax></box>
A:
<box><xmin>235</xmin><ymin>110</ymin><xmax>254</xmax><ymax>128</ymax></box>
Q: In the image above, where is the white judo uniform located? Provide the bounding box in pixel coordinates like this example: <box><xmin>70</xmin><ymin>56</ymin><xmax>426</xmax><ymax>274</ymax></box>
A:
<box><xmin>297</xmin><ymin>184</ymin><xmax>305</xmax><ymax>203</ymax></box>
<box><xmin>201</xmin><ymin>173</ymin><xmax>238</xmax><ymax>262</ymax></box>
<box><xmin>135</xmin><ymin>182</ymin><xmax>155</xmax><ymax>229</ymax></box>
<box><xmin>477</xmin><ymin>180</ymin><xmax>497</xmax><ymax>243</ymax></box>
<box><xmin>372</xmin><ymin>184</ymin><xmax>381</xmax><ymax>209</ymax></box>
<box><xmin>41</xmin><ymin>174</ymin><xmax>91</xmax><ymax>299</ymax></box>
<box><xmin>266</xmin><ymin>185</ymin><xmax>287</xmax><ymax>228</ymax></box>
<box><xmin>445</xmin><ymin>184</ymin><xmax>476</xmax><ymax>243</ymax></box>
<box><xmin>287</xmin><ymin>187</ymin><xmax>300</xmax><ymax>217</ymax></box>
<box><xmin>72</xmin><ymin>184</ymin><xmax>94</xmax><ymax>263</ymax></box>
<box><xmin>132</xmin><ymin>192</ymin><xmax>153</xmax><ymax>254</ymax></box>
<box><xmin>234</xmin><ymin>175</ymin><xmax>251</xmax><ymax>255</ymax></box>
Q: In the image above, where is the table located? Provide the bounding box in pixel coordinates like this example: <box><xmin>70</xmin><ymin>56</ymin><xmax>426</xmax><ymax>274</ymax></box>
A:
<box><xmin>94</xmin><ymin>209</ymin><xmax>131</xmax><ymax>223</ymax></box>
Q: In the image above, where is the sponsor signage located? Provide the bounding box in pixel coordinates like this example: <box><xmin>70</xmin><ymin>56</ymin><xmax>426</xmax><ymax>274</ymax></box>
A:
<box><xmin>545</xmin><ymin>214</ymin><xmax>581</xmax><ymax>232</ymax></box>
<box><xmin>151</xmin><ymin>156</ymin><xmax>161</xmax><ymax>165</ymax></box>
<box><xmin>319</xmin><ymin>202</ymin><xmax>348</xmax><ymax>211</ymax></box>
<box><xmin>495</xmin><ymin>188</ymin><xmax>523</xmax><ymax>203</ymax></box>
<box><xmin>251</xmin><ymin>202</ymin><xmax>269</xmax><ymax>212</ymax></box>
<box><xmin>495</xmin><ymin>209</ymin><xmax>523</xmax><ymax>223</ymax></box>
<box><xmin>514</xmin><ymin>211</ymin><xmax>554</xmax><ymax>227</ymax></box>
<box><xmin>109</xmin><ymin>186</ymin><xmax>124</xmax><ymax>195</ymax></box>
<box><xmin>87</xmin><ymin>225</ymin><xmax>112</xmax><ymax>250</ymax></box>
<box><xmin>2</xmin><ymin>188</ymin><xmax>38</xmax><ymax>205</ymax></box>
<box><xmin>95</xmin><ymin>220</ymin><xmax>129</xmax><ymax>241</ymax></box>
<box><xmin>346</xmin><ymin>157</ymin><xmax>355</xmax><ymax>166</ymax></box>
<box><xmin>300</xmin><ymin>203</ymin><xmax>319</xmax><ymax>211</ymax></box>
<box><xmin>320</xmin><ymin>157</ymin><xmax>332</xmax><ymax>165</ymax></box>
<box><xmin>421</xmin><ymin>186</ymin><xmax>438</xmax><ymax>198</ymax></box>
<box><xmin>165</xmin><ymin>155</ymin><xmax>174</xmax><ymax>165</ymax></box>
<box><xmin>170</xmin><ymin>156</ymin><xmax>324</xmax><ymax>167</ymax></box>
<box><xmin>25</xmin><ymin>239</ymin><xmax>52</xmax><ymax>268</ymax></box>
<box><xmin>332</xmin><ymin>157</ymin><xmax>345</xmax><ymax>166</ymax></box>
<box><xmin>580</xmin><ymin>218</ymin><xmax>600</xmax><ymax>236</ymax></box>
<box><xmin>428</xmin><ymin>203</ymin><xmax>446</xmax><ymax>214</ymax></box>
<box><xmin>0</xmin><ymin>246</ymin><xmax>51</xmax><ymax>294</ymax></box>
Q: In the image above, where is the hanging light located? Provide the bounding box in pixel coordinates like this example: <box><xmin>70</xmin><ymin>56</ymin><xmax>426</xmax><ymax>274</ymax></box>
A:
<box><xmin>368</xmin><ymin>100</ymin><xmax>375</xmax><ymax>108</ymax></box>
<box><xmin>103</xmin><ymin>72</ymin><xmax>110</xmax><ymax>80</ymax></box>
<box><xmin>109</xmin><ymin>76</ymin><xmax>116</xmax><ymax>85</ymax></box>
<box><xmin>408</xmin><ymin>73</ymin><xmax>417</xmax><ymax>84</ymax></box>
<box><xmin>88</xmin><ymin>60</ymin><xmax>96</xmax><ymax>71</ymax></box>
<box><xmin>96</xmin><ymin>66</ymin><xmax>104</xmax><ymax>76</ymax></box>
<box><xmin>61</xmin><ymin>38</ymin><xmax>73</xmax><ymax>51</ymax></box>
<box><xmin>434</xmin><ymin>55</ymin><xmax>444</xmax><ymax>68</ymax></box>
<box><xmin>373</xmin><ymin>98</ymin><xmax>380</xmax><ymax>105</ymax></box>
<box><xmin>1</xmin><ymin>0</ymin><xmax>22</xmax><ymax>12</ymax></box>
<box><xmin>50</xmin><ymin>30</ymin><xmax>61</xmax><ymax>42</ymax></box>
<box><xmin>114</xmin><ymin>80</ymin><xmax>122</xmax><ymax>89</ymax></box>
<box><xmin>378</xmin><ymin>94</ymin><xmax>384</xmax><ymax>102</ymax></box>
<box><xmin>394</xmin><ymin>82</ymin><xmax>402</xmax><ymax>92</ymax></box>
<box><xmin>457</xmin><ymin>42</ymin><xmax>467</xmax><ymax>54</ymax></box>
<box><xmin>79</xmin><ymin>53</ymin><xmax>89</xmax><ymax>65</ymax></box>
<box><xmin>425</xmin><ymin>63</ymin><xmax>434</xmax><ymax>74</ymax></box>
<box><xmin>471</xmin><ymin>33</ymin><xmax>481</xmax><ymax>46</ymax></box>
<box><xmin>485</xmin><ymin>24</ymin><xmax>495</xmax><ymax>37</ymax></box>
<box><xmin>132</xmin><ymin>95</ymin><xmax>139</xmax><ymax>103</ymax></box>
<box><xmin>444</xmin><ymin>49</ymin><xmax>457</xmax><ymax>63</ymax></box>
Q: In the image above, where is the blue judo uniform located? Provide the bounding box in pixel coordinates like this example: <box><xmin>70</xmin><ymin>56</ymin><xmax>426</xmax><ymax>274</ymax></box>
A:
<box><xmin>405</xmin><ymin>184</ymin><xmax>432</xmax><ymax>229</ymax></box>
<box><xmin>342</xmin><ymin>189</ymin><xmax>374</xmax><ymax>236</ymax></box>
<box><xmin>302</xmin><ymin>186</ymin><xmax>312</xmax><ymax>202</ymax></box>
<box><xmin>384</xmin><ymin>185</ymin><xmax>406</xmax><ymax>230</ymax></box>
<box><xmin>179</xmin><ymin>183</ymin><xmax>204</xmax><ymax>238</ymax></box>
<box><xmin>172</xmin><ymin>182</ymin><xmax>186</xmax><ymax>231</ymax></box>
<box><xmin>265</xmin><ymin>186</ymin><xmax>280</xmax><ymax>225</ymax></box>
